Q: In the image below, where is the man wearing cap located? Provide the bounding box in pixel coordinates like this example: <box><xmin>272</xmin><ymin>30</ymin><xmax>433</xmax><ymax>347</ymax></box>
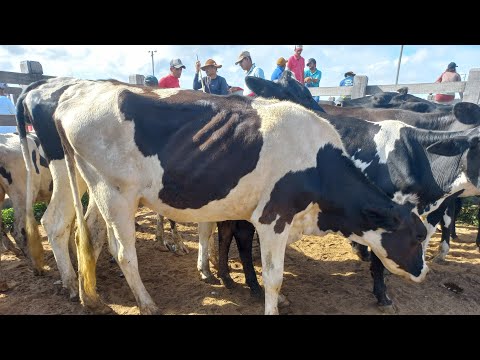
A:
<box><xmin>158</xmin><ymin>58</ymin><xmax>186</xmax><ymax>88</ymax></box>
<box><xmin>0</xmin><ymin>83</ymin><xmax>17</xmax><ymax>133</ymax></box>
<box><xmin>434</xmin><ymin>62</ymin><xmax>463</xmax><ymax>103</ymax></box>
<box><xmin>193</xmin><ymin>58</ymin><xmax>229</xmax><ymax>95</ymax></box>
<box><xmin>340</xmin><ymin>71</ymin><xmax>355</xmax><ymax>87</ymax></box>
<box><xmin>144</xmin><ymin>75</ymin><xmax>159</xmax><ymax>87</ymax></box>
<box><xmin>235</xmin><ymin>50</ymin><xmax>265</xmax><ymax>97</ymax></box>
<box><xmin>287</xmin><ymin>45</ymin><xmax>305</xmax><ymax>83</ymax></box>
<box><xmin>304</xmin><ymin>58</ymin><xmax>322</xmax><ymax>102</ymax></box>
<box><xmin>271</xmin><ymin>57</ymin><xmax>287</xmax><ymax>81</ymax></box>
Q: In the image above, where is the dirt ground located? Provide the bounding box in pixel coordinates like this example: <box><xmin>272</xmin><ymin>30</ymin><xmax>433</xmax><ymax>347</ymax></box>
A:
<box><xmin>1</xmin><ymin>207</ymin><xmax>480</xmax><ymax>315</ymax></box>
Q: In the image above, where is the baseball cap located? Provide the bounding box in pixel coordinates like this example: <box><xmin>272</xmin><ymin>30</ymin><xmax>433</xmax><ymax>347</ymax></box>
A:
<box><xmin>235</xmin><ymin>51</ymin><xmax>250</xmax><ymax>65</ymax></box>
<box><xmin>170</xmin><ymin>58</ymin><xmax>186</xmax><ymax>69</ymax></box>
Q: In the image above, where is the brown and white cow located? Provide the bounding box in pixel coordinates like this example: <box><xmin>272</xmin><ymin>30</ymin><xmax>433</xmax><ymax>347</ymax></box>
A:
<box><xmin>16</xmin><ymin>78</ymin><xmax>428</xmax><ymax>315</ymax></box>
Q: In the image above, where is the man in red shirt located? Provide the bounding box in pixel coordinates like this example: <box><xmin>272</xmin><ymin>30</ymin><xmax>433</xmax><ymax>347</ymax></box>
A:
<box><xmin>287</xmin><ymin>45</ymin><xmax>305</xmax><ymax>83</ymax></box>
<box><xmin>158</xmin><ymin>58</ymin><xmax>186</xmax><ymax>88</ymax></box>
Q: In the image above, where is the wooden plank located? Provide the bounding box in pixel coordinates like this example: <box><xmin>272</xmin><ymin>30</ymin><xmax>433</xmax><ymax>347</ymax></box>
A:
<box><xmin>351</xmin><ymin>75</ymin><xmax>368</xmax><ymax>99</ymax></box>
<box><xmin>309</xmin><ymin>87</ymin><xmax>352</xmax><ymax>96</ymax></box>
<box><xmin>0</xmin><ymin>71</ymin><xmax>55</xmax><ymax>86</ymax></box>
<box><xmin>366</xmin><ymin>82</ymin><xmax>466</xmax><ymax>95</ymax></box>
<box><xmin>463</xmin><ymin>69</ymin><xmax>480</xmax><ymax>103</ymax></box>
<box><xmin>308</xmin><ymin>81</ymin><xmax>468</xmax><ymax>98</ymax></box>
<box><xmin>0</xmin><ymin>115</ymin><xmax>16</xmax><ymax>126</ymax></box>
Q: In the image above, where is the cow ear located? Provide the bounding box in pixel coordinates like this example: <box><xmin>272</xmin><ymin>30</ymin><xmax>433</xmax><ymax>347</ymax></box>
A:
<box><xmin>397</xmin><ymin>87</ymin><xmax>408</xmax><ymax>95</ymax></box>
<box><xmin>362</xmin><ymin>206</ymin><xmax>399</xmax><ymax>230</ymax></box>
<box><xmin>426</xmin><ymin>137</ymin><xmax>470</xmax><ymax>156</ymax></box>
<box><xmin>453</xmin><ymin>102</ymin><xmax>480</xmax><ymax>125</ymax></box>
<box><xmin>245</xmin><ymin>76</ymin><xmax>273</xmax><ymax>97</ymax></box>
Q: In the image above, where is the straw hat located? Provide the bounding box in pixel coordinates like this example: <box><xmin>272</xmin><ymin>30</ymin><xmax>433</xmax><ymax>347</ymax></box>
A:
<box><xmin>200</xmin><ymin>59</ymin><xmax>222</xmax><ymax>70</ymax></box>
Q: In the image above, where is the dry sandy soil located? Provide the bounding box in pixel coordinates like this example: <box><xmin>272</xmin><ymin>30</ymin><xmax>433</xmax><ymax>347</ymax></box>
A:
<box><xmin>1</xmin><ymin>207</ymin><xmax>480</xmax><ymax>315</ymax></box>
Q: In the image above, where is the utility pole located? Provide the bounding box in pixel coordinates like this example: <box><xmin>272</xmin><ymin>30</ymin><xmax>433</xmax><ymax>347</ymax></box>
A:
<box><xmin>148</xmin><ymin>50</ymin><xmax>157</xmax><ymax>76</ymax></box>
<box><xmin>395</xmin><ymin>45</ymin><xmax>404</xmax><ymax>85</ymax></box>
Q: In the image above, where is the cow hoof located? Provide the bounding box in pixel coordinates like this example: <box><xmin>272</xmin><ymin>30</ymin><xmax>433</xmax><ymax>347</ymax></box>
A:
<box><xmin>140</xmin><ymin>304</ymin><xmax>161</xmax><ymax>315</ymax></box>
<box><xmin>431</xmin><ymin>254</ymin><xmax>447</xmax><ymax>264</ymax></box>
<box><xmin>157</xmin><ymin>243</ymin><xmax>170</xmax><ymax>252</ymax></box>
<box><xmin>169</xmin><ymin>243</ymin><xmax>189</xmax><ymax>256</ymax></box>
<box><xmin>219</xmin><ymin>276</ymin><xmax>236</xmax><ymax>289</ymax></box>
<box><xmin>378</xmin><ymin>303</ymin><xmax>397</xmax><ymax>314</ymax></box>
<box><xmin>451</xmin><ymin>235</ymin><xmax>460</xmax><ymax>242</ymax></box>
<box><xmin>0</xmin><ymin>280</ymin><xmax>8</xmax><ymax>292</ymax></box>
<box><xmin>250</xmin><ymin>287</ymin><xmax>264</xmax><ymax>299</ymax></box>
<box><xmin>69</xmin><ymin>293</ymin><xmax>80</xmax><ymax>303</ymax></box>
<box><xmin>202</xmin><ymin>275</ymin><xmax>221</xmax><ymax>285</ymax></box>
<box><xmin>33</xmin><ymin>267</ymin><xmax>45</xmax><ymax>276</ymax></box>
<box><xmin>84</xmin><ymin>301</ymin><xmax>114</xmax><ymax>315</ymax></box>
<box><xmin>278</xmin><ymin>293</ymin><xmax>291</xmax><ymax>308</ymax></box>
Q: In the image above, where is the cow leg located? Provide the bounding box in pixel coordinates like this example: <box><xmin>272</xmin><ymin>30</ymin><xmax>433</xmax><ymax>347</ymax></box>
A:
<box><xmin>476</xmin><ymin>206</ymin><xmax>480</xmax><ymax>251</ymax></box>
<box><xmin>41</xmin><ymin>162</ymin><xmax>84</xmax><ymax>300</ymax></box>
<box><xmin>103</xmin><ymin>198</ymin><xmax>158</xmax><ymax>315</ymax></box>
<box><xmin>233</xmin><ymin>220</ymin><xmax>262</xmax><ymax>297</ymax></box>
<box><xmin>450</xmin><ymin>198</ymin><xmax>462</xmax><ymax>240</ymax></box>
<box><xmin>197</xmin><ymin>222</ymin><xmax>219</xmax><ymax>284</ymax></box>
<box><xmin>217</xmin><ymin>221</ymin><xmax>237</xmax><ymax>289</ymax></box>
<box><xmin>437</xmin><ymin>204</ymin><xmax>456</xmax><ymax>261</ymax></box>
<box><xmin>255</xmin><ymin>223</ymin><xmax>289</xmax><ymax>315</ymax></box>
<box><xmin>0</xmin><ymin>190</ymin><xmax>6</xmax><ymax>291</ymax></box>
<box><xmin>154</xmin><ymin>214</ymin><xmax>167</xmax><ymax>250</ymax></box>
<box><xmin>166</xmin><ymin>219</ymin><xmax>189</xmax><ymax>256</ymax></box>
<box><xmin>349</xmin><ymin>242</ymin><xmax>371</xmax><ymax>262</ymax></box>
<box><xmin>370</xmin><ymin>252</ymin><xmax>394</xmax><ymax>312</ymax></box>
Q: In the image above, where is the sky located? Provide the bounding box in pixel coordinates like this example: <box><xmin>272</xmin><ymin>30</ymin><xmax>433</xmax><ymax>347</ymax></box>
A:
<box><xmin>1</xmin><ymin>45</ymin><xmax>479</xmax><ymax>101</ymax></box>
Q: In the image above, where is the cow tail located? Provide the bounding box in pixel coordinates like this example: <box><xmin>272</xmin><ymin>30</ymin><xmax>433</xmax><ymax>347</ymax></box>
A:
<box><xmin>55</xmin><ymin>120</ymin><xmax>99</xmax><ymax>303</ymax></box>
<box><xmin>16</xmin><ymin>94</ymin><xmax>45</xmax><ymax>274</ymax></box>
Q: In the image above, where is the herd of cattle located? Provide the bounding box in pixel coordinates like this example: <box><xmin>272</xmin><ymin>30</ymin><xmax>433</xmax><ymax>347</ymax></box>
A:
<box><xmin>1</xmin><ymin>69</ymin><xmax>479</xmax><ymax>315</ymax></box>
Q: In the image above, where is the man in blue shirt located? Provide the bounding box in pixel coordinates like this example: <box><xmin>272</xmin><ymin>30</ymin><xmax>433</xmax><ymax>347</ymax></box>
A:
<box><xmin>304</xmin><ymin>58</ymin><xmax>322</xmax><ymax>102</ymax></box>
<box><xmin>193</xmin><ymin>59</ymin><xmax>229</xmax><ymax>95</ymax></box>
<box><xmin>271</xmin><ymin>57</ymin><xmax>287</xmax><ymax>81</ymax></box>
<box><xmin>340</xmin><ymin>71</ymin><xmax>355</xmax><ymax>87</ymax></box>
<box><xmin>339</xmin><ymin>71</ymin><xmax>355</xmax><ymax>101</ymax></box>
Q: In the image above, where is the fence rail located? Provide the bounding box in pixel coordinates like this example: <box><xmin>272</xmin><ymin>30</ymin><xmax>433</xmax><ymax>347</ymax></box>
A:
<box><xmin>1</xmin><ymin>62</ymin><xmax>479</xmax><ymax>127</ymax></box>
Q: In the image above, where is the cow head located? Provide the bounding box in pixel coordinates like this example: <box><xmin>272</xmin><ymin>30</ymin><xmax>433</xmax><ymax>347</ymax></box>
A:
<box><xmin>360</xmin><ymin>203</ymin><xmax>428</xmax><ymax>282</ymax></box>
<box><xmin>245</xmin><ymin>70</ymin><xmax>325</xmax><ymax>112</ymax></box>
<box><xmin>427</xmin><ymin>127</ymin><xmax>480</xmax><ymax>189</ymax></box>
<box><xmin>453</xmin><ymin>102</ymin><xmax>480</xmax><ymax>125</ymax></box>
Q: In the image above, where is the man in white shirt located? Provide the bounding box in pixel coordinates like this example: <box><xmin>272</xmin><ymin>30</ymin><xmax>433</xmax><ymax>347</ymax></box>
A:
<box><xmin>235</xmin><ymin>51</ymin><xmax>265</xmax><ymax>97</ymax></box>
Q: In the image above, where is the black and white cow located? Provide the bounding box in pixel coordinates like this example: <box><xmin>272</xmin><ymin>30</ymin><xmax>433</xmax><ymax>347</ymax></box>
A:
<box><xmin>17</xmin><ymin>77</ymin><xmax>429</xmax><ymax>315</ymax></box>
<box><xmin>339</xmin><ymin>87</ymin><xmax>453</xmax><ymax>113</ymax></box>
<box><xmin>0</xmin><ymin>133</ymin><xmax>52</xmax><ymax>290</ymax></box>
<box><xmin>246</xmin><ymin>73</ymin><xmax>480</xmax><ymax>310</ymax></box>
<box><xmin>320</xmin><ymin>101</ymin><xmax>480</xmax><ymax>257</ymax></box>
<box><xmin>14</xmin><ymin>78</ymin><xmax>189</xmax><ymax>301</ymax></box>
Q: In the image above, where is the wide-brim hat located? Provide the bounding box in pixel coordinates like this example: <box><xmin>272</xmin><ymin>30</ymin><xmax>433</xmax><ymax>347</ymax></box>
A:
<box><xmin>201</xmin><ymin>58</ymin><xmax>222</xmax><ymax>70</ymax></box>
<box><xmin>344</xmin><ymin>71</ymin><xmax>356</xmax><ymax>77</ymax></box>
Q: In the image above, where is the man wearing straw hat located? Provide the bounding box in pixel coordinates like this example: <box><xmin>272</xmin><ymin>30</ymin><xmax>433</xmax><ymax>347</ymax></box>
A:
<box><xmin>193</xmin><ymin>58</ymin><xmax>229</xmax><ymax>95</ymax></box>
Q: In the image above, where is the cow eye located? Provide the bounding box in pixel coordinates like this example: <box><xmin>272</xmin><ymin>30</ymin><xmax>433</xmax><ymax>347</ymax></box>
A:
<box><xmin>416</xmin><ymin>234</ymin><xmax>425</xmax><ymax>243</ymax></box>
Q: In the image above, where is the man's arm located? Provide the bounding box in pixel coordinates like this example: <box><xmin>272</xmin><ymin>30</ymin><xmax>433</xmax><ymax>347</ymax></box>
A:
<box><xmin>193</xmin><ymin>73</ymin><xmax>203</xmax><ymax>91</ymax></box>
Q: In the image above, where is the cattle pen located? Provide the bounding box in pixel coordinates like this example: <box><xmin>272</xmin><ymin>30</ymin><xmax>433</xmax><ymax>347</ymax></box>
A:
<box><xmin>1</xmin><ymin>62</ymin><xmax>479</xmax><ymax>127</ymax></box>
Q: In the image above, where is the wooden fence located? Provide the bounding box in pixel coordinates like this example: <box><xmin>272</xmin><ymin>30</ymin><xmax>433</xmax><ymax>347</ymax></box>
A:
<box><xmin>1</xmin><ymin>61</ymin><xmax>479</xmax><ymax>127</ymax></box>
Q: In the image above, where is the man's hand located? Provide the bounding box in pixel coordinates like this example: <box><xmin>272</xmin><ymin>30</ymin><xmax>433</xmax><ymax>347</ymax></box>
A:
<box><xmin>195</xmin><ymin>61</ymin><xmax>201</xmax><ymax>73</ymax></box>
